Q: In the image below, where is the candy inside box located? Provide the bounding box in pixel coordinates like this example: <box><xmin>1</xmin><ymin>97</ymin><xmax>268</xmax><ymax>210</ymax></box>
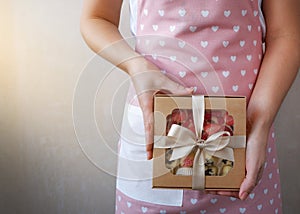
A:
<box><xmin>152</xmin><ymin>95</ymin><xmax>246</xmax><ymax>191</ymax></box>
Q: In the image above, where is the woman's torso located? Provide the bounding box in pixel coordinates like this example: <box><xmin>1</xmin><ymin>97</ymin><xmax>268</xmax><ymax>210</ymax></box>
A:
<box><xmin>116</xmin><ymin>1</ymin><xmax>281</xmax><ymax>212</ymax></box>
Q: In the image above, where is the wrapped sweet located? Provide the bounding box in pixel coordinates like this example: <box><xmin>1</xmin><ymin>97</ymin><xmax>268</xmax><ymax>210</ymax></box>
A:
<box><xmin>205</xmin><ymin>165</ymin><xmax>218</xmax><ymax>176</ymax></box>
<box><xmin>204</xmin><ymin>154</ymin><xmax>219</xmax><ymax>167</ymax></box>
<box><xmin>165</xmin><ymin>148</ymin><xmax>180</xmax><ymax>174</ymax></box>
<box><xmin>176</xmin><ymin>148</ymin><xmax>196</xmax><ymax>176</ymax></box>
<box><xmin>220</xmin><ymin>165</ymin><xmax>233</xmax><ymax>176</ymax></box>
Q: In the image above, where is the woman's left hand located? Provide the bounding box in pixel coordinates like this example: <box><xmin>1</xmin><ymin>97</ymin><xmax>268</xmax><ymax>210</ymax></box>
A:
<box><xmin>206</xmin><ymin>118</ymin><xmax>270</xmax><ymax>200</ymax></box>
<box><xmin>238</xmin><ymin>122</ymin><xmax>269</xmax><ymax>200</ymax></box>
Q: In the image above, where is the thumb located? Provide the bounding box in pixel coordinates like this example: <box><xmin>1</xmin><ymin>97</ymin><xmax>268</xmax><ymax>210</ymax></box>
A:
<box><xmin>239</xmin><ymin>176</ymin><xmax>256</xmax><ymax>200</ymax></box>
<box><xmin>239</xmin><ymin>164</ymin><xmax>263</xmax><ymax>200</ymax></box>
<box><xmin>137</xmin><ymin>91</ymin><xmax>155</xmax><ymax>160</ymax></box>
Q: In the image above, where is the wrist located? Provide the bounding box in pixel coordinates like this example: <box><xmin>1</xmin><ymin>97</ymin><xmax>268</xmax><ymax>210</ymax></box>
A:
<box><xmin>120</xmin><ymin>55</ymin><xmax>159</xmax><ymax>77</ymax></box>
<box><xmin>247</xmin><ymin>105</ymin><xmax>273</xmax><ymax>133</ymax></box>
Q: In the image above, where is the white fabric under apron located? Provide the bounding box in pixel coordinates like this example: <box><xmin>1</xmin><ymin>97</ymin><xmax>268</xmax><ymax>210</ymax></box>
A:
<box><xmin>116</xmin><ymin>104</ymin><xmax>184</xmax><ymax>206</ymax></box>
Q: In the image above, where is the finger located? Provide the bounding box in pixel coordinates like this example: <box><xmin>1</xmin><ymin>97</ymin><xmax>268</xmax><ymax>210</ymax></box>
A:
<box><xmin>239</xmin><ymin>178</ymin><xmax>254</xmax><ymax>200</ymax></box>
<box><xmin>143</xmin><ymin>103</ymin><xmax>154</xmax><ymax>160</ymax></box>
<box><xmin>205</xmin><ymin>190</ymin><xmax>239</xmax><ymax>198</ymax></box>
<box><xmin>238</xmin><ymin>135</ymin><xmax>267</xmax><ymax>200</ymax></box>
<box><xmin>215</xmin><ymin>191</ymin><xmax>239</xmax><ymax>198</ymax></box>
<box><xmin>205</xmin><ymin>190</ymin><xmax>217</xmax><ymax>195</ymax></box>
<box><xmin>163</xmin><ymin>79</ymin><xmax>194</xmax><ymax>95</ymax></box>
<box><xmin>138</xmin><ymin>91</ymin><xmax>155</xmax><ymax>160</ymax></box>
<box><xmin>239</xmin><ymin>164</ymin><xmax>263</xmax><ymax>200</ymax></box>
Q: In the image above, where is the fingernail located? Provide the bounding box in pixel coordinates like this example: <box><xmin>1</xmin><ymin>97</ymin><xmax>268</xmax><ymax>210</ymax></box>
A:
<box><xmin>147</xmin><ymin>152</ymin><xmax>152</xmax><ymax>160</ymax></box>
<box><xmin>187</xmin><ymin>87</ymin><xmax>194</xmax><ymax>92</ymax></box>
<box><xmin>240</xmin><ymin>192</ymin><xmax>248</xmax><ymax>200</ymax></box>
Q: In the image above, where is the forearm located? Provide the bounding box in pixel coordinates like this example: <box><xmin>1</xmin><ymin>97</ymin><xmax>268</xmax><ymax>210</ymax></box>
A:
<box><xmin>81</xmin><ymin>18</ymin><xmax>145</xmax><ymax>74</ymax></box>
<box><xmin>248</xmin><ymin>36</ymin><xmax>300</xmax><ymax>131</ymax></box>
<box><xmin>80</xmin><ymin>0</ymin><xmax>146</xmax><ymax>74</ymax></box>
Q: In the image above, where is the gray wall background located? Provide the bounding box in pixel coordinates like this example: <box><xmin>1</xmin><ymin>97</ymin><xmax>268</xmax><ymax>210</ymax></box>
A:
<box><xmin>0</xmin><ymin>0</ymin><xmax>299</xmax><ymax>213</ymax></box>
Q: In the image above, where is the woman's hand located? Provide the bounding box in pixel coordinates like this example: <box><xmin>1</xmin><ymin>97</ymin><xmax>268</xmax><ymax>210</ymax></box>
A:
<box><xmin>238</xmin><ymin>119</ymin><xmax>269</xmax><ymax>200</ymax></box>
<box><xmin>206</xmin><ymin>115</ymin><xmax>269</xmax><ymax>200</ymax></box>
<box><xmin>128</xmin><ymin>58</ymin><xmax>194</xmax><ymax>160</ymax></box>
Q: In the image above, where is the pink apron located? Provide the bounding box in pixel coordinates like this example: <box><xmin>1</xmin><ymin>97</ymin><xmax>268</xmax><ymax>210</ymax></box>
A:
<box><xmin>116</xmin><ymin>0</ymin><xmax>282</xmax><ymax>213</ymax></box>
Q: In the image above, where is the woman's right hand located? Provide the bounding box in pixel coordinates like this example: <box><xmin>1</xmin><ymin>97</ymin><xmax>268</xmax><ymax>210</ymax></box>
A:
<box><xmin>128</xmin><ymin>58</ymin><xmax>194</xmax><ymax>160</ymax></box>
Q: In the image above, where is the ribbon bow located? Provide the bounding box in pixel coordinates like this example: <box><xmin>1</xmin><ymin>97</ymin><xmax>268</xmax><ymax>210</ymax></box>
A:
<box><xmin>155</xmin><ymin>95</ymin><xmax>235</xmax><ymax>189</ymax></box>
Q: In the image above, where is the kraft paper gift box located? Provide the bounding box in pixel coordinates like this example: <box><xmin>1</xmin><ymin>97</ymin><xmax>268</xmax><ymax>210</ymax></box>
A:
<box><xmin>152</xmin><ymin>95</ymin><xmax>246</xmax><ymax>191</ymax></box>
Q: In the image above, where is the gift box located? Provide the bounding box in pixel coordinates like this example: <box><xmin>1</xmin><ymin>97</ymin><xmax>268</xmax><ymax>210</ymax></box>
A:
<box><xmin>152</xmin><ymin>95</ymin><xmax>246</xmax><ymax>191</ymax></box>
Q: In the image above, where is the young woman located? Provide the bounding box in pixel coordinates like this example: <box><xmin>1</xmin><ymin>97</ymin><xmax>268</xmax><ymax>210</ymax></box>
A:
<box><xmin>80</xmin><ymin>0</ymin><xmax>299</xmax><ymax>213</ymax></box>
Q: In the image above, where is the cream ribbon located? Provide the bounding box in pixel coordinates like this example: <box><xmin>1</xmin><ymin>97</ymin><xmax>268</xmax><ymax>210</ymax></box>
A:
<box><xmin>155</xmin><ymin>95</ymin><xmax>235</xmax><ymax>189</ymax></box>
